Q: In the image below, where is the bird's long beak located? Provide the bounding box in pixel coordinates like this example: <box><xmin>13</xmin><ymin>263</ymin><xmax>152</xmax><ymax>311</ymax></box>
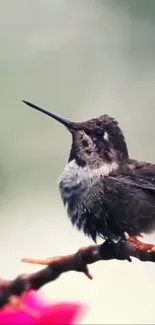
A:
<box><xmin>22</xmin><ymin>100</ymin><xmax>79</xmax><ymax>131</ymax></box>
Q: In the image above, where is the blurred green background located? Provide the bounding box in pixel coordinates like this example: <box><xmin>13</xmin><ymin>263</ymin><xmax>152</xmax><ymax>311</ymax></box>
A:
<box><xmin>1</xmin><ymin>0</ymin><xmax>155</xmax><ymax>323</ymax></box>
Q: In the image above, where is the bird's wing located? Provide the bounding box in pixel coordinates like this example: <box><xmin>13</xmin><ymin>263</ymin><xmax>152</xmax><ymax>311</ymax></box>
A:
<box><xmin>86</xmin><ymin>160</ymin><xmax>155</xmax><ymax>219</ymax></box>
<box><xmin>110</xmin><ymin>160</ymin><xmax>155</xmax><ymax>191</ymax></box>
<box><xmin>82</xmin><ymin>161</ymin><xmax>155</xmax><ymax>241</ymax></box>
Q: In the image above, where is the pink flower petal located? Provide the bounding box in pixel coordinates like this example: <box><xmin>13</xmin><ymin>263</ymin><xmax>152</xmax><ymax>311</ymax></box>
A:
<box><xmin>0</xmin><ymin>291</ymin><xmax>50</xmax><ymax>325</ymax></box>
<box><xmin>0</xmin><ymin>307</ymin><xmax>35</xmax><ymax>325</ymax></box>
<box><xmin>21</xmin><ymin>290</ymin><xmax>50</xmax><ymax>311</ymax></box>
<box><xmin>36</xmin><ymin>302</ymin><xmax>87</xmax><ymax>325</ymax></box>
<box><xmin>0</xmin><ymin>291</ymin><xmax>88</xmax><ymax>325</ymax></box>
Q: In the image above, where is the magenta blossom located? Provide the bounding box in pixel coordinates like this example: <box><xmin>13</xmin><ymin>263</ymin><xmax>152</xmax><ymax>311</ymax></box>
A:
<box><xmin>0</xmin><ymin>290</ymin><xmax>87</xmax><ymax>325</ymax></box>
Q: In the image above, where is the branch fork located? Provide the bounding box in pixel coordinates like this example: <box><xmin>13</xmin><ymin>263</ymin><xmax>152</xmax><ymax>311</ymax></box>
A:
<box><xmin>0</xmin><ymin>237</ymin><xmax>155</xmax><ymax>310</ymax></box>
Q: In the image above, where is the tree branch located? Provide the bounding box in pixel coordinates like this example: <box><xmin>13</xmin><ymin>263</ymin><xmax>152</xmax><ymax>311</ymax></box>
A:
<box><xmin>0</xmin><ymin>237</ymin><xmax>155</xmax><ymax>310</ymax></box>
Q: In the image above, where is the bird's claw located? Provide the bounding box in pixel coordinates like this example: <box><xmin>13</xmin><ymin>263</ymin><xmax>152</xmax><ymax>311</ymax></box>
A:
<box><xmin>113</xmin><ymin>238</ymin><xmax>132</xmax><ymax>262</ymax></box>
<box><xmin>100</xmin><ymin>235</ymin><xmax>132</xmax><ymax>262</ymax></box>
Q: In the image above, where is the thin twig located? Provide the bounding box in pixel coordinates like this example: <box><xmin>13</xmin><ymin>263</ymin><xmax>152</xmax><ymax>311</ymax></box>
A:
<box><xmin>0</xmin><ymin>237</ymin><xmax>155</xmax><ymax>310</ymax></box>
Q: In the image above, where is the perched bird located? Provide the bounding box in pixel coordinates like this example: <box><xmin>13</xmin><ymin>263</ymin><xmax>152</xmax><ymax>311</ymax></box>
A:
<box><xmin>22</xmin><ymin>100</ymin><xmax>155</xmax><ymax>256</ymax></box>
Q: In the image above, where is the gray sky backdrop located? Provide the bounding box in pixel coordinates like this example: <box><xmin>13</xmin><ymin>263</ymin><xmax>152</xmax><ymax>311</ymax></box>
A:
<box><xmin>1</xmin><ymin>0</ymin><xmax>155</xmax><ymax>323</ymax></box>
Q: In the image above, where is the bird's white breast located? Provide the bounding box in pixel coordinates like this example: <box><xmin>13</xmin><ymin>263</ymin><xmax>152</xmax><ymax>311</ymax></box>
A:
<box><xmin>58</xmin><ymin>159</ymin><xmax>118</xmax><ymax>223</ymax></box>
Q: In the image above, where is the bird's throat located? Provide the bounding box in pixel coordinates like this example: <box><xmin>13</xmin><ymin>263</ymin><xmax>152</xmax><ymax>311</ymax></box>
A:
<box><xmin>59</xmin><ymin>159</ymin><xmax>119</xmax><ymax>200</ymax></box>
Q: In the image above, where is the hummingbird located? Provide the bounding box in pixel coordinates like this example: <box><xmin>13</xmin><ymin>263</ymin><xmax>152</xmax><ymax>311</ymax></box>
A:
<box><xmin>22</xmin><ymin>100</ymin><xmax>155</xmax><ymax>259</ymax></box>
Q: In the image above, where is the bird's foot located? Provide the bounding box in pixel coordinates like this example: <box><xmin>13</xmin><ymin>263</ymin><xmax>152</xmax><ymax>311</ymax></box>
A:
<box><xmin>115</xmin><ymin>233</ymin><xmax>132</xmax><ymax>262</ymax></box>
<box><xmin>100</xmin><ymin>233</ymin><xmax>132</xmax><ymax>262</ymax></box>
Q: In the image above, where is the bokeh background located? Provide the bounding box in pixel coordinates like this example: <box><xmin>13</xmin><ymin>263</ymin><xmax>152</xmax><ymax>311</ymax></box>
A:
<box><xmin>1</xmin><ymin>0</ymin><xmax>155</xmax><ymax>323</ymax></box>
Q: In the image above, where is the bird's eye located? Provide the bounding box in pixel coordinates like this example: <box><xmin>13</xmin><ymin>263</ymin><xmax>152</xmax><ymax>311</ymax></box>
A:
<box><xmin>94</xmin><ymin>129</ymin><xmax>103</xmax><ymax>137</ymax></box>
<box><xmin>94</xmin><ymin>129</ymin><xmax>109</xmax><ymax>141</ymax></box>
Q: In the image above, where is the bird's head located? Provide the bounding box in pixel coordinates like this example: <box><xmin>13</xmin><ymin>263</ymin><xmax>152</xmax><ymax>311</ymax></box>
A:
<box><xmin>22</xmin><ymin>100</ymin><xmax>129</xmax><ymax>169</ymax></box>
